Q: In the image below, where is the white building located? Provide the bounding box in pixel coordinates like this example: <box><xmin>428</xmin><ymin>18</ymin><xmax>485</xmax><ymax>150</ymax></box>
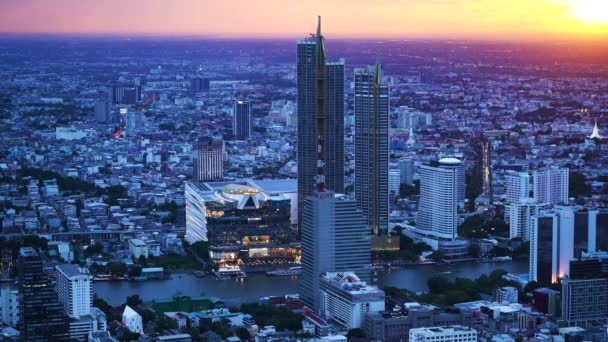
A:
<box><xmin>389</xmin><ymin>169</ymin><xmax>401</xmax><ymax>194</ymax></box>
<box><xmin>533</xmin><ymin>167</ymin><xmax>569</xmax><ymax>205</ymax></box>
<box><xmin>417</xmin><ymin>162</ymin><xmax>460</xmax><ymax>240</ymax></box>
<box><xmin>438</xmin><ymin>158</ymin><xmax>465</xmax><ymax>204</ymax></box>
<box><xmin>55</xmin><ymin>264</ymin><xmax>93</xmax><ymax>319</ymax></box>
<box><xmin>496</xmin><ymin>286</ymin><xmax>518</xmax><ymax>304</ymax></box>
<box><xmin>48</xmin><ymin>241</ymin><xmax>74</xmax><ymax>262</ymax></box>
<box><xmin>508</xmin><ymin>199</ymin><xmax>551</xmax><ymax>240</ymax></box>
<box><xmin>69</xmin><ymin>307</ymin><xmax>107</xmax><ymax>341</ymax></box>
<box><xmin>505</xmin><ymin>172</ymin><xmax>531</xmax><ymax>203</ymax></box>
<box><xmin>129</xmin><ymin>239</ymin><xmax>149</xmax><ymax>259</ymax></box>
<box><xmin>409</xmin><ymin>325</ymin><xmax>477</xmax><ymax>342</ymax></box>
<box><xmin>0</xmin><ymin>288</ymin><xmax>19</xmax><ymax>327</ymax></box>
<box><xmin>319</xmin><ymin>272</ymin><xmax>385</xmax><ymax>329</ymax></box>
<box><xmin>122</xmin><ymin>305</ymin><xmax>143</xmax><ymax>334</ymax></box>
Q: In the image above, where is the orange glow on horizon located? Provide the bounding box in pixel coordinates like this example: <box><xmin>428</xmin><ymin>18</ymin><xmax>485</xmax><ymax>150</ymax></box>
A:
<box><xmin>0</xmin><ymin>0</ymin><xmax>606</xmax><ymax>41</ymax></box>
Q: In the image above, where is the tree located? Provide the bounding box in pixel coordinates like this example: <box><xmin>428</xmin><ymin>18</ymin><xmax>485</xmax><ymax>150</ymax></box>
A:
<box><xmin>84</xmin><ymin>243</ymin><xmax>104</xmax><ymax>257</ymax></box>
<box><xmin>468</xmin><ymin>244</ymin><xmax>481</xmax><ymax>258</ymax></box>
<box><xmin>107</xmin><ymin>262</ymin><xmax>127</xmax><ymax>276</ymax></box>
<box><xmin>93</xmin><ymin>296</ymin><xmax>112</xmax><ymax>316</ymax></box>
<box><xmin>236</xmin><ymin>327</ymin><xmax>251</xmax><ymax>341</ymax></box>
<box><xmin>428</xmin><ymin>250</ymin><xmax>445</xmax><ymax>262</ymax></box>
<box><xmin>523</xmin><ymin>281</ymin><xmax>541</xmax><ymax>294</ymax></box>
<box><xmin>428</xmin><ymin>276</ymin><xmax>451</xmax><ymax>294</ymax></box>
<box><xmin>119</xmin><ymin>331</ymin><xmax>140</xmax><ymax>341</ymax></box>
<box><xmin>211</xmin><ymin>318</ymin><xmax>233</xmax><ymax>338</ymax></box>
<box><xmin>399</xmin><ymin>182</ymin><xmax>419</xmax><ymax>197</ymax></box>
<box><xmin>569</xmin><ymin>171</ymin><xmax>591</xmax><ymax>198</ymax></box>
<box><xmin>192</xmin><ymin>241</ymin><xmax>210</xmax><ymax>261</ymax></box>
<box><xmin>138</xmin><ymin>255</ymin><xmax>148</xmax><ymax>267</ymax></box>
<box><xmin>126</xmin><ymin>294</ymin><xmax>143</xmax><ymax>308</ymax></box>
<box><xmin>346</xmin><ymin>328</ymin><xmax>366</xmax><ymax>341</ymax></box>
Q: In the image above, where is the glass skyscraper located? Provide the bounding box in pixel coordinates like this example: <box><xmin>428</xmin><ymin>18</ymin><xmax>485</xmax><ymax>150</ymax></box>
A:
<box><xmin>18</xmin><ymin>247</ymin><xmax>70</xmax><ymax>341</ymax></box>
<box><xmin>354</xmin><ymin>59</ymin><xmax>389</xmax><ymax>235</ymax></box>
<box><xmin>233</xmin><ymin>100</ymin><xmax>251</xmax><ymax>140</ymax></box>
<box><xmin>296</xmin><ymin>17</ymin><xmax>345</xmax><ymax>228</ymax></box>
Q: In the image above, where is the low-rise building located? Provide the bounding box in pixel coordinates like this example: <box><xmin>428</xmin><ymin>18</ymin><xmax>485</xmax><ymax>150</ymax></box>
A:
<box><xmin>319</xmin><ymin>272</ymin><xmax>385</xmax><ymax>329</ymax></box>
<box><xmin>409</xmin><ymin>325</ymin><xmax>477</xmax><ymax>342</ymax></box>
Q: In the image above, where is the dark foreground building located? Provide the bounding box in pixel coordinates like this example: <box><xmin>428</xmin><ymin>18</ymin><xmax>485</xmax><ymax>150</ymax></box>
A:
<box><xmin>18</xmin><ymin>247</ymin><xmax>69</xmax><ymax>341</ymax></box>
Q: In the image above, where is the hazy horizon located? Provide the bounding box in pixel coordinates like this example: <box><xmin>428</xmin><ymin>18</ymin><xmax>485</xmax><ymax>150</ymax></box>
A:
<box><xmin>1</xmin><ymin>0</ymin><xmax>607</xmax><ymax>42</ymax></box>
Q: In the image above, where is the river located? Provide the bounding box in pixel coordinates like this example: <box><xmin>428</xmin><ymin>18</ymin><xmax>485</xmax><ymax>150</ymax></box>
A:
<box><xmin>93</xmin><ymin>259</ymin><xmax>528</xmax><ymax>306</ymax></box>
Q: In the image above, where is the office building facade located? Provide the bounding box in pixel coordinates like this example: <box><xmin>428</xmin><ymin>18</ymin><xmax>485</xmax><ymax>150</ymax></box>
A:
<box><xmin>191</xmin><ymin>77</ymin><xmax>210</xmax><ymax>93</ymax></box>
<box><xmin>530</xmin><ymin>207</ymin><xmax>608</xmax><ymax>284</ymax></box>
<box><xmin>18</xmin><ymin>247</ymin><xmax>69</xmax><ymax>341</ymax></box>
<box><xmin>533</xmin><ymin>167</ymin><xmax>569</xmax><ymax>205</ymax></box>
<box><xmin>0</xmin><ymin>287</ymin><xmax>19</xmax><ymax>327</ymax></box>
<box><xmin>109</xmin><ymin>83</ymin><xmax>141</xmax><ymax>105</ymax></box>
<box><xmin>233</xmin><ymin>100</ymin><xmax>252</xmax><ymax>140</ymax></box>
<box><xmin>192</xmin><ymin>137</ymin><xmax>223</xmax><ymax>182</ymax></box>
<box><xmin>296</xmin><ymin>17</ymin><xmax>345</xmax><ymax>227</ymax></box>
<box><xmin>354</xmin><ymin>61</ymin><xmax>389</xmax><ymax>235</ymax></box>
<box><xmin>561</xmin><ymin>252</ymin><xmax>608</xmax><ymax>327</ymax></box>
<box><xmin>300</xmin><ymin>192</ymin><xmax>371</xmax><ymax>311</ymax></box>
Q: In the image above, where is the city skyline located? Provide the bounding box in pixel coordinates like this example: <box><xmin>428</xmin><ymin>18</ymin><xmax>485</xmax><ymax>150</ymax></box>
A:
<box><xmin>1</xmin><ymin>0</ymin><xmax>607</xmax><ymax>41</ymax></box>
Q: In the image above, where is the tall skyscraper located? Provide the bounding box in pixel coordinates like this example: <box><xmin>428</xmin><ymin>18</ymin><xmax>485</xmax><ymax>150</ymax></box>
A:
<box><xmin>297</xmin><ymin>17</ymin><xmax>345</xmax><ymax>227</ymax></box>
<box><xmin>18</xmin><ymin>247</ymin><xmax>69</xmax><ymax>341</ymax></box>
<box><xmin>55</xmin><ymin>264</ymin><xmax>93</xmax><ymax>319</ymax></box>
<box><xmin>417</xmin><ymin>162</ymin><xmax>460</xmax><ymax>240</ymax></box>
<box><xmin>505</xmin><ymin>171</ymin><xmax>531</xmax><ymax>203</ymax></box>
<box><xmin>480</xmin><ymin>137</ymin><xmax>493</xmax><ymax>200</ymax></box>
<box><xmin>439</xmin><ymin>158</ymin><xmax>465</xmax><ymax>204</ymax></box>
<box><xmin>94</xmin><ymin>100</ymin><xmax>111</xmax><ymax>123</ymax></box>
<box><xmin>192</xmin><ymin>137</ymin><xmax>223</xmax><ymax>182</ymax></box>
<box><xmin>533</xmin><ymin>167</ymin><xmax>569</xmax><ymax>205</ymax></box>
<box><xmin>191</xmin><ymin>77</ymin><xmax>210</xmax><ymax>93</ymax></box>
<box><xmin>354</xmin><ymin>59</ymin><xmax>389</xmax><ymax>235</ymax></box>
<box><xmin>109</xmin><ymin>83</ymin><xmax>141</xmax><ymax>105</ymax></box>
<box><xmin>562</xmin><ymin>251</ymin><xmax>608</xmax><ymax>326</ymax></box>
<box><xmin>299</xmin><ymin>192</ymin><xmax>371</xmax><ymax>312</ymax></box>
<box><xmin>233</xmin><ymin>100</ymin><xmax>252</xmax><ymax>140</ymax></box>
<box><xmin>530</xmin><ymin>207</ymin><xmax>608</xmax><ymax>284</ymax></box>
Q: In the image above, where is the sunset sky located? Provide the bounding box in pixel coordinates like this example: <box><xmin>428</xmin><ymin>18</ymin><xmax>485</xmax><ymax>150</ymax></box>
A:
<box><xmin>0</xmin><ymin>0</ymin><xmax>607</xmax><ymax>41</ymax></box>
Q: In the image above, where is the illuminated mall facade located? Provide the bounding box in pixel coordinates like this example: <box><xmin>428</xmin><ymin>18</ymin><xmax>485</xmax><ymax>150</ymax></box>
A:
<box><xmin>185</xmin><ymin>180</ymin><xmax>299</xmax><ymax>267</ymax></box>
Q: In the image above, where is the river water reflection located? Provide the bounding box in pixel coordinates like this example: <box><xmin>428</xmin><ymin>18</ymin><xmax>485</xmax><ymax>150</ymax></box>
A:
<box><xmin>93</xmin><ymin>259</ymin><xmax>529</xmax><ymax>306</ymax></box>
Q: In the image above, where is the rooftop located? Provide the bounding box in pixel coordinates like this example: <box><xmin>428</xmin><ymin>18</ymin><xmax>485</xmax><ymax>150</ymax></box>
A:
<box><xmin>56</xmin><ymin>263</ymin><xmax>91</xmax><ymax>278</ymax></box>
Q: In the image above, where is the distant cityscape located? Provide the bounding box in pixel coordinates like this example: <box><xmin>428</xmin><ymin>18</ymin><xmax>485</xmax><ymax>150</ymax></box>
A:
<box><xmin>0</xmin><ymin>14</ymin><xmax>607</xmax><ymax>342</ymax></box>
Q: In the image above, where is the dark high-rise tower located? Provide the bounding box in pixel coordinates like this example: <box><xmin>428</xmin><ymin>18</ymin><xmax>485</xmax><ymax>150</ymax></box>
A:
<box><xmin>354</xmin><ymin>58</ymin><xmax>389</xmax><ymax>235</ymax></box>
<box><xmin>192</xmin><ymin>137</ymin><xmax>224</xmax><ymax>182</ymax></box>
<box><xmin>296</xmin><ymin>17</ymin><xmax>345</xmax><ymax>227</ymax></box>
<box><xmin>18</xmin><ymin>247</ymin><xmax>69</xmax><ymax>341</ymax></box>
<box><xmin>233</xmin><ymin>100</ymin><xmax>252</xmax><ymax>140</ymax></box>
